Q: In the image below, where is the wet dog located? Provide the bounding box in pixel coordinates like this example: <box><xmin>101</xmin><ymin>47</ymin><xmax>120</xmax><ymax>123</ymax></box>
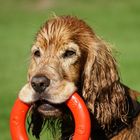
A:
<box><xmin>19</xmin><ymin>16</ymin><xmax>140</xmax><ymax>140</ymax></box>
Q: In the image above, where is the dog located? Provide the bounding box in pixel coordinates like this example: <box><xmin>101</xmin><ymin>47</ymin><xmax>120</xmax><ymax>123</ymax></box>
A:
<box><xmin>19</xmin><ymin>16</ymin><xmax>140</xmax><ymax>140</ymax></box>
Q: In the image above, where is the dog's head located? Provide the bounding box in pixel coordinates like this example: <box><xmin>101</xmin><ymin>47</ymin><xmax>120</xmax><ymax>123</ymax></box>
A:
<box><xmin>19</xmin><ymin>16</ymin><xmax>91</xmax><ymax>116</ymax></box>
<box><xmin>19</xmin><ymin>16</ymin><xmax>119</xmax><ymax>119</ymax></box>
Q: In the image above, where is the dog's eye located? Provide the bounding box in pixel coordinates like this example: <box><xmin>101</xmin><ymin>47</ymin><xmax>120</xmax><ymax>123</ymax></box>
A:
<box><xmin>63</xmin><ymin>50</ymin><xmax>76</xmax><ymax>58</ymax></box>
<box><xmin>34</xmin><ymin>50</ymin><xmax>41</xmax><ymax>57</ymax></box>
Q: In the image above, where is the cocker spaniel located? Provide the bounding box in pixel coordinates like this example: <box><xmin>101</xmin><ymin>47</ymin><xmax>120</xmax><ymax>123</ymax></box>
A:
<box><xmin>19</xmin><ymin>16</ymin><xmax>140</xmax><ymax>140</ymax></box>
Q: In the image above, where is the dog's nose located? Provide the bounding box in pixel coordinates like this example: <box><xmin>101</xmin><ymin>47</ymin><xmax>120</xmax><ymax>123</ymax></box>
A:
<box><xmin>31</xmin><ymin>76</ymin><xmax>50</xmax><ymax>93</ymax></box>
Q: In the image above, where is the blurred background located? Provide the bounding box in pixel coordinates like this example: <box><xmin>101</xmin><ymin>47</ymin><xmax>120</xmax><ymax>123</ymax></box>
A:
<box><xmin>0</xmin><ymin>0</ymin><xmax>140</xmax><ymax>139</ymax></box>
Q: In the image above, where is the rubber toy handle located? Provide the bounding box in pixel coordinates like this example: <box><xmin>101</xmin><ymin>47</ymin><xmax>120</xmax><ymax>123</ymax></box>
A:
<box><xmin>10</xmin><ymin>92</ymin><xmax>91</xmax><ymax>140</ymax></box>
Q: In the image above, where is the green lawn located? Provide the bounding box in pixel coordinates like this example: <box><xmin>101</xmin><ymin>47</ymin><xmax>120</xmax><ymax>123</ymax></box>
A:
<box><xmin>0</xmin><ymin>0</ymin><xmax>140</xmax><ymax>139</ymax></box>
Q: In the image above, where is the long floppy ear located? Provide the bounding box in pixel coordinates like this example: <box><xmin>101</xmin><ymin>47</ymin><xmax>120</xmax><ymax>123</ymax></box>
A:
<box><xmin>82</xmin><ymin>37</ymin><xmax>120</xmax><ymax>112</ymax></box>
<box><xmin>82</xmin><ymin>38</ymin><xmax>130</xmax><ymax>129</ymax></box>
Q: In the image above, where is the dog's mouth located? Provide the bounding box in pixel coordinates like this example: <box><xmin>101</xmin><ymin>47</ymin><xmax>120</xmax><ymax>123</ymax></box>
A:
<box><xmin>35</xmin><ymin>100</ymin><xmax>63</xmax><ymax>117</ymax></box>
<box><xmin>18</xmin><ymin>82</ymin><xmax>76</xmax><ymax>117</ymax></box>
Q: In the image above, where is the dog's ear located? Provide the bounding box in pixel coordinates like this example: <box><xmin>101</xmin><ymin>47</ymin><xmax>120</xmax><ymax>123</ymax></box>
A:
<box><xmin>82</xmin><ymin>38</ymin><xmax>119</xmax><ymax>112</ymax></box>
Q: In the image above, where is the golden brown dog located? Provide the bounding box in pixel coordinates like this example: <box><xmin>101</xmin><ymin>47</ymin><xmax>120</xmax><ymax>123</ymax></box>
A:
<box><xmin>19</xmin><ymin>16</ymin><xmax>140</xmax><ymax>140</ymax></box>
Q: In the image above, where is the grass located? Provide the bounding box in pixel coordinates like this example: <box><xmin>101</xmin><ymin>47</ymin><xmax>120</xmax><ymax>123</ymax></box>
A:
<box><xmin>0</xmin><ymin>0</ymin><xmax>140</xmax><ymax>139</ymax></box>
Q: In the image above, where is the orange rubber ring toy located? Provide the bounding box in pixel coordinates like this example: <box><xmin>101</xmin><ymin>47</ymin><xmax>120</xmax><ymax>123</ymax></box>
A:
<box><xmin>10</xmin><ymin>92</ymin><xmax>91</xmax><ymax>140</ymax></box>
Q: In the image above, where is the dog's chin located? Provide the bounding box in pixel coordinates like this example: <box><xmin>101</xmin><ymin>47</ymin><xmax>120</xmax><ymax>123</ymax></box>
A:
<box><xmin>36</xmin><ymin>101</ymin><xmax>63</xmax><ymax>117</ymax></box>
